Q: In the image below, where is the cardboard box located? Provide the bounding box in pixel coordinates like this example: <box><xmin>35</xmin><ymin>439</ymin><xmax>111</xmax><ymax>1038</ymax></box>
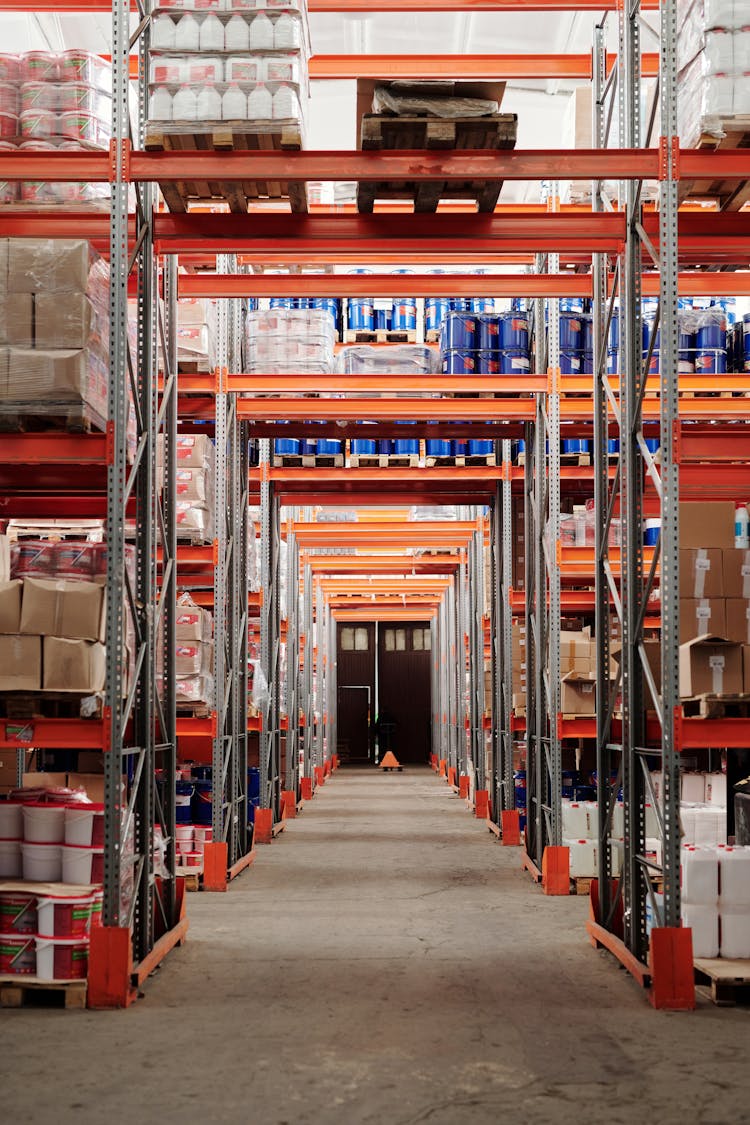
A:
<box><xmin>176</xmin><ymin>641</ymin><xmax>212</xmax><ymax>678</ymax></box>
<box><xmin>0</xmin><ymin>580</ymin><xmax>22</xmax><ymax>633</ymax></box>
<box><xmin>175</xmin><ymin>467</ymin><xmax>209</xmax><ymax>505</ymax></box>
<box><xmin>8</xmin><ymin>238</ymin><xmax>91</xmax><ymax>293</ymax></box>
<box><xmin>0</xmin><ymin>293</ymin><xmax>33</xmax><ymax>346</ymax></box>
<box><xmin>560</xmin><ymin>629</ymin><xmax>596</xmax><ymax>675</ymax></box>
<box><xmin>0</xmin><ymin>750</ymin><xmax>32</xmax><ymax>786</ymax></box>
<box><xmin>680</xmin><ymin>598</ymin><xmax>726</xmax><ymax>643</ymax></box>
<box><xmin>42</xmin><ymin>637</ymin><xmax>106</xmax><ymax>692</ymax></box>
<box><xmin>22</xmin><ymin>771</ymin><xmax>67</xmax><ymax>790</ymax></box>
<box><xmin>679</xmin><ymin>636</ymin><xmax>743</xmax><ymax>698</ymax></box>
<box><xmin>157</xmin><ymin>433</ymin><xmax>212</xmax><ymax>469</ymax></box>
<box><xmin>743</xmin><ymin>646</ymin><xmax>750</xmax><ymax>693</ymax></box>
<box><xmin>561</xmin><ymin>671</ymin><xmax>597</xmax><ymax>715</ymax></box>
<box><xmin>0</xmin><ymin>534</ymin><xmax>8</xmax><ymax>582</ymax></box>
<box><xmin>6</xmin><ymin>347</ymin><xmax>93</xmax><ymax>404</ymax></box>
<box><xmin>680</xmin><ymin>501</ymin><xmax>736</xmax><ymax>549</ymax></box>
<box><xmin>723</xmin><ymin>549</ymin><xmax>750</xmax><ymax>599</ymax></box>
<box><xmin>67</xmin><ymin>772</ymin><xmax>105</xmax><ymax>802</ymax></box>
<box><xmin>724</xmin><ymin>600</ymin><xmax>750</xmax><ymax>645</ymax></box>
<box><xmin>34</xmin><ymin>292</ymin><xmax>94</xmax><ymax>349</ymax></box>
<box><xmin>76</xmin><ymin>751</ymin><xmax>104</xmax><ymax>774</ymax></box>
<box><xmin>175</xmin><ymin>605</ymin><xmax>212</xmax><ymax>642</ymax></box>
<box><xmin>680</xmin><ymin>548</ymin><xmax>724</xmax><ymax>599</ymax></box>
<box><xmin>20</xmin><ymin>577</ymin><xmax>104</xmax><ymax>642</ymax></box>
<box><xmin>0</xmin><ymin>634</ymin><xmax>41</xmax><ymax>689</ymax></box>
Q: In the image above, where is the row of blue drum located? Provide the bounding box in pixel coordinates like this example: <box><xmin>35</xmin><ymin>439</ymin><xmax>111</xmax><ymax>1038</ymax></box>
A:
<box><xmin>274</xmin><ymin>437</ymin><xmax>495</xmax><ymax>457</ymax></box>
<box><xmin>175</xmin><ymin>767</ymin><xmax>261</xmax><ymax>827</ymax></box>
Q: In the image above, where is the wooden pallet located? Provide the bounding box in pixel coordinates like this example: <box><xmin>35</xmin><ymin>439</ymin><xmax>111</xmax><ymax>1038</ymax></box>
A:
<box><xmin>357</xmin><ymin>113</ymin><xmax>518</xmax><ymax>214</ymax></box>
<box><xmin>694</xmin><ymin>958</ymin><xmax>750</xmax><ymax>1006</ymax></box>
<box><xmin>0</xmin><ymin>692</ymin><xmax>103</xmax><ymax>721</ymax></box>
<box><xmin>176</xmin><ymin>866</ymin><xmax>202</xmax><ymax>892</ymax></box>
<box><xmin>176</xmin><ymin>702</ymin><xmax>211</xmax><ymax>719</ymax></box>
<box><xmin>571</xmin><ymin>876</ymin><xmax>594</xmax><ymax>896</ymax></box>
<box><xmin>0</xmin><ymin>403</ymin><xmax>106</xmax><ymax>436</ymax></box>
<box><xmin>0</xmin><ymin>976</ymin><xmax>87</xmax><ymax>1009</ymax></box>
<box><xmin>342</xmin><ymin>328</ymin><xmax>418</xmax><ymax>345</ymax></box>
<box><xmin>387</xmin><ymin>453</ymin><xmax>421</xmax><ymax>467</ymax></box>
<box><xmin>682</xmin><ymin>120</ymin><xmax>750</xmax><ymax>211</ymax></box>
<box><xmin>144</xmin><ymin>120</ymin><xmax>308</xmax><ymax>214</ymax></box>
<box><xmin>348</xmin><ymin>453</ymin><xmax>389</xmax><ymax>468</ymax></box>
<box><xmin>275</xmin><ymin>454</ymin><xmax>344</xmax><ymax>468</ymax></box>
<box><xmin>424</xmin><ymin>456</ymin><xmax>456</xmax><ymax>466</ymax></box>
<box><xmin>560</xmin><ymin>452</ymin><xmax>591</xmax><ymax>466</ymax></box>
<box><xmin>681</xmin><ymin>694</ymin><xmax>750</xmax><ymax>720</ymax></box>
<box><xmin>453</xmin><ymin>454</ymin><xmax>497</xmax><ymax>467</ymax></box>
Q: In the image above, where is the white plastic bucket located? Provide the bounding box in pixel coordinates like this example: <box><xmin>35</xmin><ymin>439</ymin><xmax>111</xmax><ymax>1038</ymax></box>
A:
<box><xmin>0</xmin><ymin>839</ymin><xmax>22</xmax><ymax>877</ymax></box>
<box><xmin>61</xmin><ymin>844</ymin><xmax>103</xmax><ymax>884</ymax></box>
<box><xmin>719</xmin><ymin>846</ymin><xmax>750</xmax><ymax>907</ymax></box>
<box><xmin>0</xmin><ymin>801</ymin><xmax>22</xmax><ymax>840</ymax></box>
<box><xmin>185</xmin><ymin>851</ymin><xmax>202</xmax><ymax>868</ymax></box>
<box><xmin>193</xmin><ymin>826</ymin><xmax>212</xmax><ymax>844</ymax></box>
<box><xmin>64</xmin><ymin>803</ymin><xmax>104</xmax><ymax>847</ymax></box>
<box><xmin>37</xmin><ymin>894</ymin><xmax>94</xmax><ymax>938</ymax></box>
<box><xmin>175</xmin><ymin>825</ymin><xmax>194</xmax><ymax>843</ymax></box>
<box><xmin>564</xmin><ymin>838</ymin><xmax>596</xmax><ymax>877</ymax></box>
<box><xmin>35</xmin><ymin>935</ymin><xmax>89</xmax><ymax>982</ymax></box>
<box><xmin>681</xmin><ymin>845</ymin><xmax>719</xmax><ymax>905</ymax></box>
<box><xmin>21</xmin><ymin>841</ymin><xmax>62</xmax><ymax>881</ymax></box>
<box><xmin>720</xmin><ymin>905</ymin><xmax>750</xmax><ymax>958</ymax></box>
<box><xmin>22</xmin><ymin>803</ymin><xmax>65</xmax><ymax>843</ymax></box>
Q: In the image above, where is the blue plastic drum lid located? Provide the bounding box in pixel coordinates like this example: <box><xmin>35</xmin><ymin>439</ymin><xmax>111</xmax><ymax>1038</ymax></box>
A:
<box><xmin>498</xmin><ymin>312</ymin><xmax>529</xmax><ymax>350</ymax></box>
<box><xmin>559</xmin><ymin>351</ymin><xmax>583</xmax><ymax>374</ymax></box>
<box><xmin>425</xmin><ymin>438</ymin><xmax>452</xmax><ymax>457</ymax></box>
<box><xmin>442</xmin><ymin>350</ymin><xmax>478</xmax><ymax>374</ymax></box>
<box><xmin>442</xmin><ymin>313</ymin><xmax>478</xmax><ymax>350</ymax></box>
<box><xmin>559</xmin><ymin>313</ymin><xmax>584</xmax><ymax>350</ymax></box>
<box><xmin>497</xmin><ymin>350</ymin><xmax>530</xmax><ymax>374</ymax></box>
<box><xmin>317</xmin><ymin>438</ymin><xmax>342</xmax><ymax>454</ymax></box>
<box><xmin>468</xmin><ymin>440</ymin><xmax>493</xmax><ymax>455</ymax></box>
<box><xmin>350</xmin><ymin>438</ymin><xmax>377</xmax><ymax>455</ymax></box>
<box><xmin>695</xmin><ymin>350</ymin><xmax>727</xmax><ymax>374</ymax></box>
<box><xmin>477</xmin><ymin>316</ymin><xmax>501</xmax><ymax>351</ymax></box>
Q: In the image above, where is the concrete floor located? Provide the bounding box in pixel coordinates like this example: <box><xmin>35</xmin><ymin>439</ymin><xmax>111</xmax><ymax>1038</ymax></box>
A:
<box><xmin>2</xmin><ymin>766</ymin><xmax>750</xmax><ymax>1125</ymax></box>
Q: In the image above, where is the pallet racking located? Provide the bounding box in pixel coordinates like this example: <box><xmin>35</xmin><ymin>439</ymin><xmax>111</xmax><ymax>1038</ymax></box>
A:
<box><xmin>0</xmin><ymin>0</ymin><xmax>748</xmax><ymax>1009</ymax></box>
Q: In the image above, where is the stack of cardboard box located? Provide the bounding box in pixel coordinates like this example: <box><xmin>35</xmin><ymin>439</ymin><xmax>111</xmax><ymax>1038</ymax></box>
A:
<box><xmin>559</xmin><ymin>627</ymin><xmax>597</xmax><ymax>715</ymax></box>
<box><xmin>0</xmin><ymin>239</ymin><xmax>113</xmax><ymax>431</ymax></box>
<box><xmin>679</xmin><ymin>502</ymin><xmax>749</xmax><ymax>698</ymax></box>
<box><xmin>175</xmin><ymin>595</ymin><xmax>213</xmax><ymax>708</ymax></box>
<box><xmin>158</xmin><ymin>433</ymin><xmax>215</xmax><ymax>543</ymax></box>
<box><xmin>0</xmin><ymin>574</ymin><xmax>106</xmax><ymax>693</ymax></box>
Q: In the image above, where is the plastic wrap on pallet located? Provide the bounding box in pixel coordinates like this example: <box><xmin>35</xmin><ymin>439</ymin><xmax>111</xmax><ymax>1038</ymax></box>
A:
<box><xmin>176</xmin><ymin>673</ymin><xmax>213</xmax><ymax>705</ymax></box>
<box><xmin>146</xmin><ymin>6</ymin><xmax>309</xmax><ymax>135</ymax></box>
<box><xmin>249</xmin><ymin>658</ymin><xmax>269</xmax><ymax>711</ymax></box>
<box><xmin>0</xmin><ymin>51</ymin><xmax>112</xmax><ymax>205</ymax></box>
<box><xmin>336</xmin><ymin>344</ymin><xmax>436</xmax><ymax>376</ymax></box>
<box><xmin>372</xmin><ymin>82</ymin><xmax>499</xmax><ymax>119</ymax></box>
<box><xmin>244</xmin><ymin>308</ymin><xmax>336</xmax><ymax>377</ymax></box>
<box><xmin>676</xmin><ymin>0</ymin><xmax>750</xmax><ymax>146</ymax></box>
<box><xmin>9</xmin><ymin>538</ymin><xmax>136</xmax><ymax>584</ymax></box>
<box><xmin>176</xmin><ymin>591</ymin><xmax>213</xmax><ymax>642</ymax></box>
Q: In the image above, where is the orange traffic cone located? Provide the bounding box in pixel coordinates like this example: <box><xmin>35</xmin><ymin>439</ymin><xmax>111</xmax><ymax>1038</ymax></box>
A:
<box><xmin>379</xmin><ymin>751</ymin><xmax>403</xmax><ymax>772</ymax></box>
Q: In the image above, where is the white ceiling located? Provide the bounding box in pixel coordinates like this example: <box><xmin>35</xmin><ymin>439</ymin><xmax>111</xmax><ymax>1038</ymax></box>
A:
<box><xmin>1</xmin><ymin>9</ymin><xmax>633</xmax><ymax>201</ymax></box>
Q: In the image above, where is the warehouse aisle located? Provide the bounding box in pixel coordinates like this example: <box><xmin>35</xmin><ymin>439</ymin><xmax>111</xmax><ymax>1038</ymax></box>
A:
<box><xmin>2</xmin><ymin>766</ymin><xmax>750</xmax><ymax>1125</ymax></box>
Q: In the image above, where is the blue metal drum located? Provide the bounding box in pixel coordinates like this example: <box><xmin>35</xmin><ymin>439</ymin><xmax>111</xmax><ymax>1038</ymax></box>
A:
<box><xmin>559</xmin><ymin>351</ymin><xmax>583</xmax><ymax>375</ymax></box>
<box><xmin>562</xmin><ymin>439</ymin><xmax>590</xmax><ymax>455</ymax></box>
<box><xmin>477</xmin><ymin>315</ymin><xmax>501</xmax><ymax>351</ymax></box>
<box><xmin>559</xmin><ymin>313</ymin><xmax>584</xmax><ymax>351</ymax></box>
<box><xmin>392</xmin><ymin>299</ymin><xmax>417</xmax><ymax>331</ymax></box>
<box><xmin>498</xmin><ymin>312</ymin><xmax>529</xmax><ymax>351</ymax></box>
<box><xmin>299</xmin><ymin>437</ymin><xmax>317</xmax><ymax>455</ymax></box>
<box><xmin>469</xmin><ymin>297</ymin><xmax>495</xmax><ymax>315</ymax></box>
<box><xmin>374</xmin><ymin>307</ymin><xmax>390</xmax><ymax>331</ymax></box>
<box><xmin>316</xmin><ymin>438</ymin><xmax>342</xmax><ymax>455</ymax></box>
<box><xmin>468</xmin><ymin>440</ymin><xmax>493</xmax><ymax>456</ymax></box>
<box><xmin>426</xmin><ymin>298</ymin><xmax>449</xmax><ymax>334</ymax></box>
<box><xmin>478</xmin><ymin>350</ymin><xmax>500</xmax><ymax>375</ymax></box>
<box><xmin>350</xmin><ymin>438</ymin><xmax>377</xmax><ymax>455</ymax></box>
<box><xmin>274</xmin><ymin>437</ymin><xmax>300</xmax><ymax>456</ymax></box>
<box><xmin>696</xmin><ymin>315</ymin><xmax>727</xmax><ymax>351</ymax></box>
<box><xmin>607</xmin><ymin>349</ymin><xmax>618</xmax><ymax>374</ymax></box>
<box><xmin>270</xmin><ymin>297</ymin><xmax>294</xmax><ymax>309</ymax></box>
<box><xmin>695</xmin><ymin>349</ymin><xmax>727</xmax><ymax>375</ymax></box>
<box><xmin>497</xmin><ymin>350</ymin><xmax>530</xmax><ymax>375</ymax></box>
<box><xmin>442</xmin><ymin>313</ymin><xmax>477</xmax><ymax>349</ymax></box>
<box><xmin>452</xmin><ymin>437</ymin><xmax>469</xmax><ymax>457</ymax></box>
<box><xmin>425</xmin><ymin>438</ymin><xmax>452</xmax><ymax>458</ymax></box>
<box><xmin>582</xmin><ymin>315</ymin><xmax>594</xmax><ymax>353</ymax></box>
<box><xmin>378</xmin><ymin>439</ymin><xmax>394</xmax><ymax>455</ymax></box>
<box><xmin>348</xmin><ymin>269</ymin><xmax>374</xmax><ymax>331</ymax></box>
<box><xmin>442</xmin><ymin>350</ymin><xmax>478</xmax><ymax>375</ymax></box>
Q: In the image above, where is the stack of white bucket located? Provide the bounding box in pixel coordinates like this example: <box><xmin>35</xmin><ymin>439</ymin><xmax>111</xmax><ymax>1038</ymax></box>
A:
<box><xmin>673</xmin><ymin>845</ymin><xmax>750</xmax><ymax>959</ymax></box>
<box><xmin>562</xmin><ymin>799</ymin><xmax>661</xmax><ymax>879</ymax></box>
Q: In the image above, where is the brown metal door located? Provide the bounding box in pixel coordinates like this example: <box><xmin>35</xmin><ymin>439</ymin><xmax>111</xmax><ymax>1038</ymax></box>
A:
<box><xmin>377</xmin><ymin>622</ymin><xmax>432</xmax><ymax>765</ymax></box>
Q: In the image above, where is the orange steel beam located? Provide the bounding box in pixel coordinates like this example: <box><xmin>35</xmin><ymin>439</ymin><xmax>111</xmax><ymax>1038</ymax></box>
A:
<box><xmin>3</xmin><ymin>149</ymin><xmax>749</xmax><ymax>184</ymax></box>
<box><xmin>233</xmin><ymin>374</ymin><xmax>546</xmax><ymax>394</ymax></box>
<box><xmin>294</xmin><ymin>521</ymin><xmax>476</xmax><ymax>547</ymax></box>
<box><xmin>179</xmin><ymin>273</ymin><xmax>750</xmax><ymax>299</ymax></box>
<box><xmin>237</xmin><ymin>399</ymin><xmax>537</xmax><ymax>422</ymax></box>
<box><xmin>333</xmin><ymin>607</ymin><xmax>437</xmax><ymax>621</ymax></box>
<box><xmin>309</xmin><ymin>53</ymin><xmax>659</xmax><ymax>80</ymax></box>
<box><xmin>318</xmin><ymin>576</ymin><xmax>452</xmax><ymax>590</ymax></box>
<box><xmin>328</xmin><ymin>596</ymin><xmax>443</xmax><ymax>607</ymax></box>
<box><xmin>304</xmin><ymin>556</ymin><xmax>461</xmax><ymax>574</ymax></box>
